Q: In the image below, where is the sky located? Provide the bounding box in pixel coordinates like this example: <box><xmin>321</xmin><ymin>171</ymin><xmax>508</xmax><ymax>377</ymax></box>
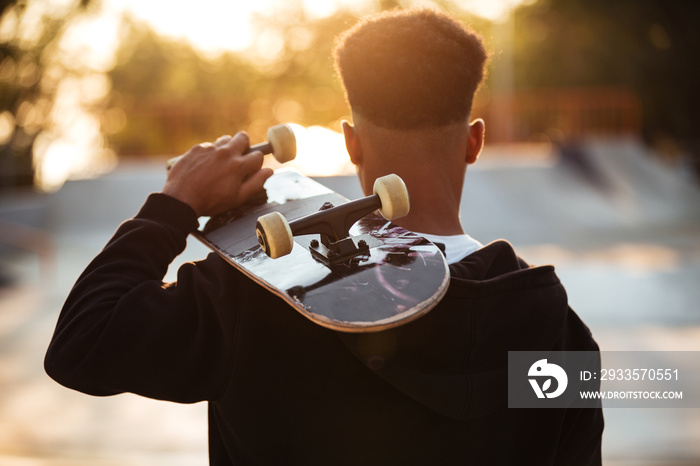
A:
<box><xmin>52</xmin><ymin>0</ymin><xmax>530</xmax><ymax>70</ymax></box>
<box><xmin>110</xmin><ymin>0</ymin><xmax>524</xmax><ymax>59</ymax></box>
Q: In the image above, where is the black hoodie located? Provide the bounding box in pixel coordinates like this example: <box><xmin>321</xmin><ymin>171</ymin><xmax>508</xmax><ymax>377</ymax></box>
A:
<box><xmin>45</xmin><ymin>193</ymin><xmax>603</xmax><ymax>465</ymax></box>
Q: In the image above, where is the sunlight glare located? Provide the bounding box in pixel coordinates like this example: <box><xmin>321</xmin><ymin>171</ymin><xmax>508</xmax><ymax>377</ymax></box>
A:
<box><xmin>34</xmin><ymin>77</ymin><xmax>117</xmax><ymax>191</ymax></box>
<box><xmin>56</xmin><ymin>7</ymin><xmax>121</xmax><ymax>72</ymax></box>
<box><xmin>112</xmin><ymin>0</ymin><xmax>279</xmax><ymax>57</ymax></box>
<box><xmin>109</xmin><ymin>0</ymin><xmax>376</xmax><ymax>58</ymax></box>
<box><xmin>452</xmin><ymin>0</ymin><xmax>535</xmax><ymax>22</ymax></box>
<box><xmin>302</xmin><ymin>0</ymin><xmax>342</xmax><ymax>19</ymax></box>
<box><xmin>0</xmin><ymin>111</ymin><xmax>15</xmax><ymax>145</ymax></box>
<box><xmin>273</xmin><ymin>124</ymin><xmax>355</xmax><ymax>177</ymax></box>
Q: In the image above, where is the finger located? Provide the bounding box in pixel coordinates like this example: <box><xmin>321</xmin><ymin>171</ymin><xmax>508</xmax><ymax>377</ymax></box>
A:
<box><xmin>214</xmin><ymin>135</ymin><xmax>233</xmax><ymax>147</ymax></box>
<box><xmin>169</xmin><ymin>141</ymin><xmax>210</xmax><ymax>171</ymax></box>
<box><xmin>226</xmin><ymin>131</ymin><xmax>251</xmax><ymax>155</ymax></box>
<box><xmin>237</xmin><ymin>150</ymin><xmax>265</xmax><ymax>175</ymax></box>
<box><xmin>238</xmin><ymin>168</ymin><xmax>274</xmax><ymax>201</ymax></box>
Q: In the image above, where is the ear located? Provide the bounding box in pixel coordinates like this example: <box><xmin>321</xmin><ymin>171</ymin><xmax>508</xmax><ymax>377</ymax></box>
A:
<box><xmin>466</xmin><ymin>118</ymin><xmax>485</xmax><ymax>165</ymax></box>
<box><xmin>342</xmin><ymin>120</ymin><xmax>363</xmax><ymax>166</ymax></box>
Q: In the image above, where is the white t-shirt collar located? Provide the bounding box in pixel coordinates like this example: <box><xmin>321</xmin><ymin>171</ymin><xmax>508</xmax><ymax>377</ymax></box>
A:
<box><xmin>418</xmin><ymin>232</ymin><xmax>483</xmax><ymax>265</ymax></box>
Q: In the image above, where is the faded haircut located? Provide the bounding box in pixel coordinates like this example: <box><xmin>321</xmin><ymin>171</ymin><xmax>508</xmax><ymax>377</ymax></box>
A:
<box><xmin>334</xmin><ymin>8</ymin><xmax>489</xmax><ymax>130</ymax></box>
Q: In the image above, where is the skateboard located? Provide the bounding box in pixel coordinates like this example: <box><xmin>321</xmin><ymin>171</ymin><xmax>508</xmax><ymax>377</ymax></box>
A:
<box><xmin>170</xmin><ymin>126</ymin><xmax>449</xmax><ymax>332</ymax></box>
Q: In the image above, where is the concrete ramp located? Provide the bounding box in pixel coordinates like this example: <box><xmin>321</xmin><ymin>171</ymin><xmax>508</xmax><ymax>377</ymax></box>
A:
<box><xmin>462</xmin><ymin>138</ymin><xmax>700</xmax><ymax>245</ymax></box>
<box><xmin>584</xmin><ymin>138</ymin><xmax>700</xmax><ymax>225</ymax></box>
<box><xmin>47</xmin><ymin>164</ymin><xmax>167</xmax><ymax>235</ymax></box>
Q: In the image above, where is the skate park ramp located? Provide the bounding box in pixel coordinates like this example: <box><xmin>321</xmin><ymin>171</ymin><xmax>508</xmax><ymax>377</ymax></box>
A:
<box><xmin>1</xmin><ymin>137</ymin><xmax>700</xmax><ymax>465</ymax></box>
<box><xmin>462</xmin><ymin>137</ymin><xmax>700</xmax><ymax>245</ymax></box>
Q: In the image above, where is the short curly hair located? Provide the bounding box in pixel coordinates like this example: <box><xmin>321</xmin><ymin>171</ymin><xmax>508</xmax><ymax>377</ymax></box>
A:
<box><xmin>334</xmin><ymin>8</ymin><xmax>488</xmax><ymax>129</ymax></box>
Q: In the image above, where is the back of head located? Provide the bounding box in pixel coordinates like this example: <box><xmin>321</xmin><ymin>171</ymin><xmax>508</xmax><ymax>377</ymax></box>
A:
<box><xmin>334</xmin><ymin>8</ymin><xmax>488</xmax><ymax>130</ymax></box>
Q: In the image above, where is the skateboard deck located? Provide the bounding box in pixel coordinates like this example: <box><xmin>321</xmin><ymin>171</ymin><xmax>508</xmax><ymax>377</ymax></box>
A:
<box><xmin>195</xmin><ymin>168</ymin><xmax>449</xmax><ymax>332</ymax></box>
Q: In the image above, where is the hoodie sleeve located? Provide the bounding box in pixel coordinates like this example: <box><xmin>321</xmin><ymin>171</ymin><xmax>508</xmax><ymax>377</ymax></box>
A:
<box><xmin>44</xmin><ymin>193</ymin><xmax>236</xmax><ymax>403</ymax></box>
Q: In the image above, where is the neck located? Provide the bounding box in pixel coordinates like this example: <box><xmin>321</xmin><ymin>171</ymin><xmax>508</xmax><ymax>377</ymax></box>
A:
<box><xmin>349</xmin><ymin>116</ymin><xmax>474</xmax><ymax>236</ymax></box>
<box><xmin>357</xmin><ymin>158</ymin><xmax>467</xmax><ymax>236</ymax></box>
<box><xmin>390</xmin><ymin>171</ymin><xmax>465</xmax><ymax>236</ymax></box>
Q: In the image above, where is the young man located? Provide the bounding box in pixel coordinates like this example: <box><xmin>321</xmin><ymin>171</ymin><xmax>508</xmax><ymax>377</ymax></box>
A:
<box><xmin>45</xmin><ymin>8</ymin><xmax>603</xmax><ymax>465</ymax></box>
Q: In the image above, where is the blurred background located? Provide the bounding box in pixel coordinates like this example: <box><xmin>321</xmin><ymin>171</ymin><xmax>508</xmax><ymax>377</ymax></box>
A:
<box><xmin>1</xmin><ymin>0</ymin><xmax>699</xmax><ymax>464</ymax></box>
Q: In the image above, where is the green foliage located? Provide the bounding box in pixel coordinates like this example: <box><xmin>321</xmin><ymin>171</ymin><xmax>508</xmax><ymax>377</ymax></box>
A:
<box><xmin>106</xmin><ymin>11</ymin><xmax>358</xmax><ymax>156</ymax></box>
<box><xmin>104</xmin><ymin>2</ymin><xmax>496</xmax><ymax>157</ymax></box>
<box><xmin>513</xmin><ymin>0</ymin><xmax>700</xmax><ymax>152</ymax></box>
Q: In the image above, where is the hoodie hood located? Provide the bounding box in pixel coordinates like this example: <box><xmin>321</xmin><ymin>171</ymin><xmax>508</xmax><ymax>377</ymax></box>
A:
<box><xmin>339</xmin><ymin>240</ymin><xmax>587</xmax><ymax>420</ymax></box>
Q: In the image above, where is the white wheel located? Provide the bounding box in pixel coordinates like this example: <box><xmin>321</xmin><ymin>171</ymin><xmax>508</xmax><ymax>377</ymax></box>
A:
<box><xmin>373</xmin><ymin>174</ymin><xmax>410</xmax><ymax>221</ymax></box>
<box><xmin>268</xmin><ymin>124</ymin><xmax>297</xmax><ymax>164</ymax></box>
<box><xmin>256</xmin><ymin>212</ymin><xmax>293</xmax><ymax>258</ymax></box>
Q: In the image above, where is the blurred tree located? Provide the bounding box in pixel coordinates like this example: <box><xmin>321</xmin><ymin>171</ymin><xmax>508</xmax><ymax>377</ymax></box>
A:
<box><xmin>106</xmin><ymin>23</ymin><xmax>255</xmax><ymax>156</ymax></box>
<box><xmin>513</xmin><ymin>0</ymin><xmax>700</xmax><ymax>168</ymax></box>
<box><xmin>0</xmin><ymin>0</ymin><xmax>95</xmax><ymax>190</ymax></box>
<box><xmin>106</xmin><ymin>9</ymin><xmax>360</xmax><ymax>156</ymax></box>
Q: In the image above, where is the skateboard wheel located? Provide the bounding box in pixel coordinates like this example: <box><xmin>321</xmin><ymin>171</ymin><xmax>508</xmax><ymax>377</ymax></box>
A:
<box><xmin>268</xmin><ymin>124</ymin><xmax>297</xmax><ymax>164</ymax></box>
<box><xmin>373</xmin><ymin>174</ymin><xmax>410</xmax><ymax>221</ymax></box>
<box><xmin>256</xmin><ymin>212</ymin><xmax>294</xmax><ymax>258</ymax></box>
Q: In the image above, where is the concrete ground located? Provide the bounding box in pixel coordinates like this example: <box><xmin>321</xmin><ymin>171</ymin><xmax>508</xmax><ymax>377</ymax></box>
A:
<box><xmin>1</xmin><ymin>137</ymin><xmax>699</xmax><ymax>464</ymax></box>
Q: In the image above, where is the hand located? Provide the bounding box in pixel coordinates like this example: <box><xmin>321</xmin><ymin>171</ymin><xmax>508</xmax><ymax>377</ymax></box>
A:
<box><xmin>162</xmin><ymin>132</ymin><xmax>273</xmax><ymax>216</ymax></box>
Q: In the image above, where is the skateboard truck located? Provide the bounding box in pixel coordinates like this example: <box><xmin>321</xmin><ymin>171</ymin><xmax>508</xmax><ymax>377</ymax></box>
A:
<box><xmin>293</xmin><ymin>197</ymin><xmax>378</xmax><ymax>266</ymax></box>
<box><xmin>256</xmin><ymin>174</ymin><xmax>410</xmax><ymax>265</ymax></box>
